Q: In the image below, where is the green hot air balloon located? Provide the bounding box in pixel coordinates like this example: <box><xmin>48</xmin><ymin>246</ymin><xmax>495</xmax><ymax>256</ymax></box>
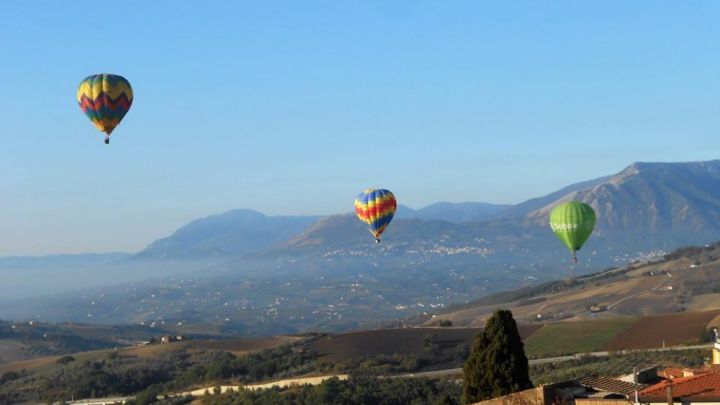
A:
<box><xmin>549</xmin><ymin>201</ymin><xmax>596</xmax><ymax>263</ymax></box>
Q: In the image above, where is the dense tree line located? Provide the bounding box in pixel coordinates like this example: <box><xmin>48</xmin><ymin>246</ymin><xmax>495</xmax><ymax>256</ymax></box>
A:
<box><xmin>197</xmin><ymin>375</ymin><xmax>460</xmax><ymax>405</ymax></box>
<box><xmin>319</xmin><ymin>344</ymin><xmax>470</xmax><ymax>376</ymax></box>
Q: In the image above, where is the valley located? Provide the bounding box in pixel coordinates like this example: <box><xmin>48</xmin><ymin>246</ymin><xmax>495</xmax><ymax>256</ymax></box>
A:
<box><xmin>3</xmin><ymin>161</ymin><xmax>720</xmax><ymax>336</ymax></box>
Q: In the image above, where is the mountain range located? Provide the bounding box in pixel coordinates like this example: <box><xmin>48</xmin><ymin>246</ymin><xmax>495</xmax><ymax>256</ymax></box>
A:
<box><xmin>133</xmin><ymin>160</ymin><xmax>720</xmax><ymax>263</ymax></box>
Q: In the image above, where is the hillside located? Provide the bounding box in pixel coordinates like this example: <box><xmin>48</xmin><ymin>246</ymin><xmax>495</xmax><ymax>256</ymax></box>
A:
<box><xmin>428</xmin><ymin>241</ymin><xmax>720</xmax><ymax>327</ymax></box>
<box><xmin>0</xmin><ymin>320</ymin><xmax>170</xmax><ymax>366</ymax></box>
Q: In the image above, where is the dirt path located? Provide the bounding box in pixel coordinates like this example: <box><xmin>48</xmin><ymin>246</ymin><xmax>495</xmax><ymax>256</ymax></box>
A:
<box><xmin>607</xmin><ymin>276</ymin><xmax>670</xmax><ymax>310</ymax></box>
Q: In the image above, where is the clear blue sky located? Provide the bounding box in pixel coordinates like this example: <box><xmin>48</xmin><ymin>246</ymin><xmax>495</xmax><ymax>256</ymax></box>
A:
<box><xmin>2</xmin><ymin>1</ymin><xmax>720</xmax><ymax>255</ymax></box>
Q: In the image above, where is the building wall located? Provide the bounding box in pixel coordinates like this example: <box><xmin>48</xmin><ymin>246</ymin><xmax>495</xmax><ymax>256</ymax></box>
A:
<box><xmin>472</xmin><ymin>387</ymin><xmax>549</xmax><ymax>405</ymax></box>
<box><xmin>713</xmin><ymin>342</ymin><xmax>720</xmax><ymax>365</ymax></box>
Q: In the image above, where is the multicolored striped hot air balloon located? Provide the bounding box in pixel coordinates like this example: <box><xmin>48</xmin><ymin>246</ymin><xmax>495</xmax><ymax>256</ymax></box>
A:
<box><xmin>77</xmin><ymin>74</ymin><xmax>133</xmax><ymax>144</ymax></box>
<box><xmin>549</xmin><ymin>201</ymin><xmax>596</xmax><ymax>263</ymax></box>
<box><xmin>354</xmin><ymin>188</ymin><xmax>397</xmax><ymax>243</ymax></box>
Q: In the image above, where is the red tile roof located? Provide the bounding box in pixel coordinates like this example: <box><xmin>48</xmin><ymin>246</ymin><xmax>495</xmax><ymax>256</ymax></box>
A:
<box><xmin>639</xmin><ymin>372</ymin><xmax>720</xmax><ymax>402</ymax></box>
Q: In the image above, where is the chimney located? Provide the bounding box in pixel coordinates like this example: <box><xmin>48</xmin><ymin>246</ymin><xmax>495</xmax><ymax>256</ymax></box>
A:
<box><xmin>666</xmin><ymin>384</ymin><xmax>673</xmax><ymax>405</ymax></box>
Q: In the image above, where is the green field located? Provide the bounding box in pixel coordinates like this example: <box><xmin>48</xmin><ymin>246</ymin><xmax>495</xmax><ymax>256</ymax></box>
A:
<box><xmin>523</xmin><ymin>318</ymin><xmax>636</xmax><ymax>357</ymax></box>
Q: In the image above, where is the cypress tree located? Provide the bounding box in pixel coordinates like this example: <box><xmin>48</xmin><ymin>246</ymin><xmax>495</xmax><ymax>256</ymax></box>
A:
<box><xmin>462</xmin><ymin>309</ymin><xmax>532</xmax><ymax>404</ymax></box>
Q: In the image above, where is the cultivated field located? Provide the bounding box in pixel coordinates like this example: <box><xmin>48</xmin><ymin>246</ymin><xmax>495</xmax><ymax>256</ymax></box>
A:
<box><xmin>604</xmin><ymin>309</ymin><xmax>720</xmax><ymax>350</ymax></box>
<box><xmin>0</xmin><ymin>340</ymin><xmax>31</xmax><ymax>364</ymax></box>
<box><xmin>184</xmin><ymin>336</ymin><xmax>299</xmax><ymax>355</ymax></box>
<box><xmin>523</xmin><ymin>318</ymin><xmax>636</xmax><ymax>357</ymax></box>
<box><xmin>521</xmin><ymin>309</ymin><xmax>720</xmax><ymax>357</ymax></box>
<box><xmin>310</xmin><ymin>325</ymin><xmax>540</xmax><ymax>363</ymax></box>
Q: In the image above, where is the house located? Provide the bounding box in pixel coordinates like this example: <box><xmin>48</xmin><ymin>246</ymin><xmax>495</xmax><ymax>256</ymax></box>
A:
<box><xmin>638</xmin><ymin>371</ymin><xmax>720</xmax><ymax>404</ymax></box>
<box><xmin>159</xmin><ymin>335</ymin><xmax>186</xmax><ymax>344</ymax></box>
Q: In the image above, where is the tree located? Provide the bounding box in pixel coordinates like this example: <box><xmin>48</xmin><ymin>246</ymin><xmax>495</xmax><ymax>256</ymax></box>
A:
<box><xmin>56</xmin><ymin>355</ymin><xmax>75</xmax><ymax>367</ymax></box>
<box><xmin>700</xmin><ymin>327</ymin><xmax>717</xmax><ymax>343</ymax></box>
<box><xmin>0</xmin><ymin>371</ymin><xmax>20</xmax><ymax>384</ymax></box>
<box><xmin>132</xmin><ymin>385</ymin><xmax>161</xmax><ymax>405</ymax></box>
<box><xmin>462</xmin><ymin>310</ymin><xmax>532</xmax><ymax>404</ymax></box>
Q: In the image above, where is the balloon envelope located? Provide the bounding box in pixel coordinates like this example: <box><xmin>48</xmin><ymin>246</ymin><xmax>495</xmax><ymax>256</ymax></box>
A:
<box><xmin>549</xmin><ymin>201</ymin><xmax>596</xmax><ymax>260</ymax></box>
<box><xmin>77</xmin><ymin>74</ymin><xmax>133</xmax><ymax>139</ymax></box>
<box><xmin>354</xmin><ymin>189</ymin><xmax>397</xmax><ymax>241</ymax></box>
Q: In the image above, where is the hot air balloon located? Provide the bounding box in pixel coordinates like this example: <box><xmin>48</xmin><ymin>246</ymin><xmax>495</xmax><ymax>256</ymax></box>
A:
<box><xmin>354</xmin><ymin>188</ymin><xmax>397</xmax><ymax>243</ymax></box>
<box><xmin>77</xmin><ymin>74</ymin><xmax>133</xmax><ymax>144</ymax></box>
<box><xmin>549</xmin><ymin>201</ymin><xmax>596</xmax><ymax>263</ymax></box>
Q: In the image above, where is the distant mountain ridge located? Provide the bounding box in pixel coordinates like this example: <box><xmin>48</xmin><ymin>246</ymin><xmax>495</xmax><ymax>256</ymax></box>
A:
<box><xmin>136</xmin><ymin>209</ymin><xmax>320</xmax><ymax>259</ymax></box>
<box><xmin>0</xmin><ymin>253</ymin><xmax>130</xmax><ymax>268</ymax></box>
<box><xmin>135</xmin><ymin>160</ymin><xmax>720</xmax><ymax>263</ymax></box>
<box><xmin>399</xmin><ymin>202</ymin><xmax>511</xmax><ymax>223</ymax></box>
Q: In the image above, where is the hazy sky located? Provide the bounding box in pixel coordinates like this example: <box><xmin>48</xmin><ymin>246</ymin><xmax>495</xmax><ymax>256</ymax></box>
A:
<box><xmin>2</xmin><ymin>1</ymin><xmax>720</xmax><ymax>255</ymax></box>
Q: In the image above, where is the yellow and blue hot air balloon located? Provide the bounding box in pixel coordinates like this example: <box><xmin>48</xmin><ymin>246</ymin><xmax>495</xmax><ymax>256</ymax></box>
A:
<box><xmin>77</xmin><ymin>74</ymin><xmax>133</xmax><ymax>144</ymax></box>
<box><xmin>354</xmin><ymin>188</ymin><xmax>397</xmax><ymax>243</ymax></box>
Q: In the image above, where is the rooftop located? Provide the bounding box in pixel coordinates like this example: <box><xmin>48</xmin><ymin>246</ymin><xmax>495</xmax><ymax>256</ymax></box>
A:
<box><xmin>577</xmin><ymin>376</ymin><xmax>645</xmax><ymax>396</ymax></box>
<box><xmin>639</xmin><ymin>372</ymin><xmax>720</xmax><ymax>402</ymax></box>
